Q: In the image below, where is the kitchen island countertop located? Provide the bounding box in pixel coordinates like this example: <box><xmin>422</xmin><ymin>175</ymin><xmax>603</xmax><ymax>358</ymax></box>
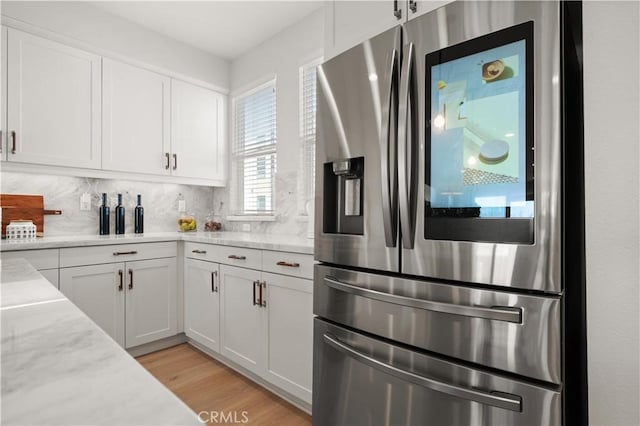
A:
<box><xmin>0</xmin><ymin>258</ymin><xmax>202</xmax><ymax>426</ymax></box>
<box><xmin>0</xmin><ymin>231</ymin><xmax>314</xmax><ymax>254</ymax></box>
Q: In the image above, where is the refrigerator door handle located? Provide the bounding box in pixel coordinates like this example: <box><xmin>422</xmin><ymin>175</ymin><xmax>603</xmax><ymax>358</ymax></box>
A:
<box><xmin>380</xmin><ymin>47</ymin><xmax>399</xmax><ymax>248</ymax></box>
<box><xmin>398</xmin><ymin>42</ymin><xmax>418</xmax><ymax>249</ymax></box>
<box><xmin>324</xmin><ymin>276</ymin><xmax>522</xmax><ymax>323</ymax></box>
<box><xmin>323</xmin><ymin>333</ymin><xmax>523</xmax><ymax>412</ymax></box>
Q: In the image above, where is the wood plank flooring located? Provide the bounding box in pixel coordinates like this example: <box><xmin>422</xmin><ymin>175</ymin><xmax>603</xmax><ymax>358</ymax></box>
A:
<box><xmin>136</xmin><ymin>344</ymin><xmax>311</xmax><ymax>426</ymax></box>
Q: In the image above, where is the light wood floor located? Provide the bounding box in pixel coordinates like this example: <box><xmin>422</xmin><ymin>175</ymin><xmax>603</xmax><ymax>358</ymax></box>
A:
<box><xmin>136</xmin><ymin>344</ymin><xmax>311</xmax><ymax>426</ymax></box>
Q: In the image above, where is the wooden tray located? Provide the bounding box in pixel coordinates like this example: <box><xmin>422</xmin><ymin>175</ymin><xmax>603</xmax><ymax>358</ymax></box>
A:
<box><xmin>1</xmin><ymin>194</ymin><xmax>62</xmax><ymax>237</ymax></box>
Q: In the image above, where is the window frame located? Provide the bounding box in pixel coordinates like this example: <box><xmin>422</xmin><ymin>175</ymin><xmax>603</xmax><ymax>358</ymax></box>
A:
<box><xmin>230</xmin><ymin>78</ymin><xmax>277</xmax><ymax>218</ymax></box>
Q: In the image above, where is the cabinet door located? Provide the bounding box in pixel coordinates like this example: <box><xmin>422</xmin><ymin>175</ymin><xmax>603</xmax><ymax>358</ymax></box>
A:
<box><xmin>184</xmin><ymin>259</ymin><xmax>220</xmax><ymax>352</ymax></box>
<box><xmin>326</xmin><ymin>1</ymin><xmax>403</xmax><ymax>59</ymax></box>
<box><xmin>219</xmin><ymin>264</ymin><xmax>264</xmax><ymax>375</ymax></box>
<box><xmin>102</xmin><ymin>59</ymin><xmax>170</xmax><ymax>175</ymax></box>
<box><xmin>406</xmin><ymin>0</ymin><xmax>452</xmax><ymax>20</ymax></box>
<box><xmin>6</xmin><ymin>28</ymin><xmax>101</xmax><ymax>168</ymax></box>
<box><xmin>60</xmin><ymin>263</ymin><xmax>125</xmax><ymax>346</ymax></box>
<box><xmin>262</xmin><ymin>272</ymin><xmax>313</xmax><ymax>404</ymax></box>
<box><xmin>125</xmin><ymin>257</ymin><xmax>177</xmax><ymax>348</ymax></box>
<box><xmin>171</xmin><ymin>79</ymin><xmax>226</xmax><ymax>181</ymax></box>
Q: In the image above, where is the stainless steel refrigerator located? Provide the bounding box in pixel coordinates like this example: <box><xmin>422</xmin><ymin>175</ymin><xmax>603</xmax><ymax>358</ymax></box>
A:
<box><xmin>312</xmin><ymin>1</ymin><xmax>587</xmax><ymax>425</ymax></box>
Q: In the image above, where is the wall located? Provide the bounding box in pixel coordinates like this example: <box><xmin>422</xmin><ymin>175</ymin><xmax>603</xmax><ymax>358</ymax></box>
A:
<box><xmin>0</xmin><ymin>172</ymin><xmax>213</xmax><ymax>236</ymax></box>
<box><xmin>215</xmin><ymin>9</ymin><xmax>324</xmax><ymax>236</ymax></box>
<box><xmin>583</xmin><ymin>2</ymin><xmax>640</xmax><ymax>425</ymax></box>
<box><xmin>1</xmin><ymin>1</ymin><xmax>228</xmax><ymax>89</ymax></box>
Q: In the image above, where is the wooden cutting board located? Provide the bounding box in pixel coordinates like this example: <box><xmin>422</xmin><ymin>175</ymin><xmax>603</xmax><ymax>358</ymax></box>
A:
<box><xmin>1</xmin><ymin>194</ymin><xmax>62</xmax><ymax>237</ymax></box>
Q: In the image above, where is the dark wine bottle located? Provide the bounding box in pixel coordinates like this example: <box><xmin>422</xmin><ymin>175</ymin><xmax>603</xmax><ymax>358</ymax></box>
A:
<box><xmin>115</xmin><ymin>194</ymin><xmax>125</xmax><ymax>235</ymax></box>
<box><xmin>134</xmin><ymin>194</ymin><xmax>144</xmax><ymax>234</ymax></box>
<box><xmin>99</xmin><ymin>193</ymin><xmax>110</xmax><ymax>235</ymax></box>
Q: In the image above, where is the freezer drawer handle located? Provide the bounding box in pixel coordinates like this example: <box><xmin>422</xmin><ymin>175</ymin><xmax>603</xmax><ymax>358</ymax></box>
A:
<box><xmin>323</xmin><ymin>333</ymin><xmax>522</xmax><ymax>412</ymax></box>
<box><xmin>324</xmin><ymin>276</ymin><xmax>522</xmax><ymax>323</ymax></box>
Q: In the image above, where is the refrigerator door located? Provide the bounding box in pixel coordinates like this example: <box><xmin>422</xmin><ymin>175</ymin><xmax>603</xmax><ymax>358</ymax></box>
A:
<box><xmin>400</xmin><ymin>1</ymin><xmax>562</xmax><ymax>293</ymax></box>
<box><xmin>315</xmin><ymin>26</ymin><xmax>401</xmax><ymax>272</ymax></box>
<box><xmin>314</xmin><ymin>264</ymin><xmax>561</xmax><ymax>384</ymax></box>
<box><xmin>313</xmin><ymin>318</ymin><xmax>561</xmax><ymax>426</ymax></box>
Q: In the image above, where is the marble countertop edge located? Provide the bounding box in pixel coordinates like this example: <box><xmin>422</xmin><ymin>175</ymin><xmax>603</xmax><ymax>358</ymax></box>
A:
<box><xmin>0</xmin><ymin>231</ymin><xmax>315</xmax><ymax>254</ymax></box>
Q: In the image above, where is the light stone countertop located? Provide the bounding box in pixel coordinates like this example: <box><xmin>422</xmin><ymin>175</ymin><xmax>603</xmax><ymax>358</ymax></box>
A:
<box><xmin>0</xmin><ymin>258</ymin><xmax>202</xmax><ymax>426</ymax></box>
<box><xmin>0</xmin><ymin>231</ymin><xmax>314</xmax><ymax>254</ymax></box>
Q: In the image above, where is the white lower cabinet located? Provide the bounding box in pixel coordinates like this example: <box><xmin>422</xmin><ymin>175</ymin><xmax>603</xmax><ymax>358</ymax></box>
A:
<box><xmin>219</xmin><ymin>264</ymin><xmax>264</xmax><ymax>375</ymax></box>
<box><xmin>124</xmin><ymin>258</ymin><xmax>177</xmax><ymax>348</ymax></box>
<box><xmin>263</xmin><ymin>272</ymin><xmax>313</xmax><ymax>404</ymax></box>
<box><xmin>59</xmin><ymin>243</ymin><xmax>177</xmax><ymax>349</ymax></box>
<box><xmin>184</xmin><ymin>244</ymin><xmax>313</xmax><ymax>405</ymax></box>
<box><xmin>60</xmin><ymin>263</ymin><xmax>125</xmax><ymax>346</ymax></box>
<box><xmin>184</xmin><ymin>258</ymin><xmax>221</xmax><ymax>352</ymax></box>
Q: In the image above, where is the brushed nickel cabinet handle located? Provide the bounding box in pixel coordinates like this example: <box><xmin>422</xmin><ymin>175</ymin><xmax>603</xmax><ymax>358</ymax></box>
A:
<box><xmin>260</xmin><ymin>281</ymin><xmax>267</xmax><ymax>307</ymax></box>
<box><xmin>165</xmin><ymin>153</ymin><xmax>170</xmax><ymax>170</ymax></box>
<box><xmin>393</xmin><ymin>0</ymin><xmax>402</xmax><ymax>19</ymax></box>
<box><xmin>172</xmin><ymin>153</ymin><xmax>177</xmax><ymax>170</ymax></box>
<box><xmin>118</xmin><ymin>270</ymin><xmax>123</xmax><ymax>291</ymax></box>
<box><xmin>128</xmin><ymin>269</ymin><xmax>133</xmax><ymax>290</ymax></box>
<box><xmin>253</xmin><ymin>280</ymin><xmax>258</xmax><ymax>306</ymax></box>
<box><xmin>113</xmin><ymin>251</ymin><xmax>138</xmax><ymax>256</ymax></box>
<box><xmin>228</xmin><ymin>255</ymin><xmax>246</xmax><ymax>260</ymax></box>
<box><xmin>11</xmin><ymin>131</ymin><xmax>16</xmax><ymax>154</ymax></box>
<box><xmin>192</xmin><ymin>249</ymin><xmax>207</xmax><ymax>254</ymax></box>
<box><xmin>276</xmin><ymin>261</ymin><xmax>300</xmax><ymax>268</ymax></box>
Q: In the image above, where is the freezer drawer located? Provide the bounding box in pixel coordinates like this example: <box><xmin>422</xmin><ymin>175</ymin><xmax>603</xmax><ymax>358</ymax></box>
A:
<box><xmin>313</xmin><ymin>318</ymin><xmax>561</xmax><ymax>426</ymax></box>
<box><xmin>314</xmin><ymin>264</ymin><xmax>561</xmax><ymax>383</ymax></box>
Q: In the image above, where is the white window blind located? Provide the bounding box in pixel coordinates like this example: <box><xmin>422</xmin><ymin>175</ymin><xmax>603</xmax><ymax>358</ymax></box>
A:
<box><xmin>232</xmin><ymin>81</ymin><xmax>277</xmax><ymax>215</ymax></box>
<box><xmin>298</xmin><ymin>59</ymin><xmax>321</xmax><ymax>215</ymax></box>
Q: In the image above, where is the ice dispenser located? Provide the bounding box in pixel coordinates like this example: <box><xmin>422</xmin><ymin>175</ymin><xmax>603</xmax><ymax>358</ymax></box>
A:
<box><xmin>323</xmin><ymin>157</ymin><xmax>364</xmax><ymax>235</ymax></box>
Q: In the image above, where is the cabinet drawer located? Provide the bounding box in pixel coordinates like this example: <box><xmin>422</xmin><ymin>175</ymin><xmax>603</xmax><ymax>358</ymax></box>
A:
<box><xmin>185</xmin><ymin>242</ymin><xmax>262</xmax><ymax>270</ymax></box>
<box><xmin>60</xmin><ymin>242</ymin><xmax>176</xmax><ymax>267</ymax></box>
<box><xmin>262</xmin><ymin>250</ymin><xmax>314</xmax><ymax>279</ymax></box>
<box><xmin>1</xmin><ymin>249</ymin><xmax>59</xmax><ymax>270</ymax></box>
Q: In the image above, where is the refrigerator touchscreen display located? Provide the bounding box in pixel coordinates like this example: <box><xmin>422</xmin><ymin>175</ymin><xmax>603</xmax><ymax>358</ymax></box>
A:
<box><xmin>425</xmin><ymin>22</ymin><xmax>534</xmax><ymax>243</ymax></box>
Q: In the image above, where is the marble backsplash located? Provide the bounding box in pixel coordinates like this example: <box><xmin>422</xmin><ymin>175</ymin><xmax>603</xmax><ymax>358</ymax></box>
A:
<box><xmin>0</xmin><ymin>172</ymin><xmax>214</xmax><ymax>236</ymax></box>
<box><xmin>212</xmin><ymin>170</ymin><xmax>313</xmax><ymax>237</ymax></box>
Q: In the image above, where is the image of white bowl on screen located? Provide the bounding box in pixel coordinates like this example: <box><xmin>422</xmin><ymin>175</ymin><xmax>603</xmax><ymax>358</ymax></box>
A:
<box><xmin>479</xmin><ymin>139</ymin><xmax>510</xmax><ymax>164</ymax></box>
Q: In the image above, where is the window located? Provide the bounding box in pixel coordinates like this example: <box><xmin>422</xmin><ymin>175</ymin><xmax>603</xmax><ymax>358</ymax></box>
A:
<box><xmin>298</xmin><ymin>59</ymin><xmax>321</xmax><ymax>215</ymax></box>
<box><xmin>232</xmin><ymin>80</ymin><xmax>277</xmax><ymax>215</ymax></box>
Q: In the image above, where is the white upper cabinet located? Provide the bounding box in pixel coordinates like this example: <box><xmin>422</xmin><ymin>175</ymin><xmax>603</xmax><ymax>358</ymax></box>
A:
<box><xmin>325</xmin><ymin>0</ymin><xmax>404</xmax><ymax>60</ymax></box>
<box><xmin>102</xmin><ymin>58</ymin><xmax>170</xmax><ymax>175</ymax></box>
<box><xmin>5</xmin><ymin>28</ymin><xmax>101</xmax><ymax>168</ymax></box>
<box><xmin>408</xmin><ymin>1</ymin><xmax>452</xmax><ymax>20</ymax></box>
<box><xmin>171</xmin><ymin>79</ymin><xmax>226</xmax><ymax>182</ymax></box>
<box><xmin>324</xmin><ymin>0</ymin><xmax>452</xmax><ymax>59</ymax></box>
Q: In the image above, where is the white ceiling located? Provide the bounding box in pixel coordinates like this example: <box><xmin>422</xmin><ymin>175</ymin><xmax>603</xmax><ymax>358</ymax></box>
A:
<box><xmin>90</xmin><ymin>1</ymin><xmax>324</xmax><ymax>61</ymax></box>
